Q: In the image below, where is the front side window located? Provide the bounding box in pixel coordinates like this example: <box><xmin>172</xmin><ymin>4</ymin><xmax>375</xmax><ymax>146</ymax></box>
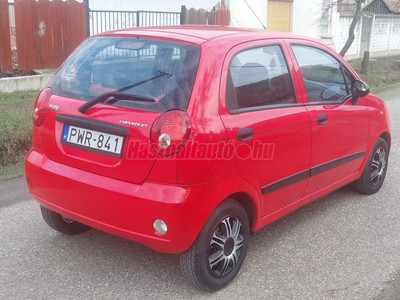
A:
<box><xmin>226</xmin><ymin>45</ymin><xmax>296</xmax><ymax>112</ymax></box>
<box><xmin>291</xmin><ymin>45</ymin><xmax>353</xmax><ymax>103</ymax></box>
<box><xmin>49</xmin><ymin>36</ymin><xmax>201</xmax><ymax>113</ymax></box>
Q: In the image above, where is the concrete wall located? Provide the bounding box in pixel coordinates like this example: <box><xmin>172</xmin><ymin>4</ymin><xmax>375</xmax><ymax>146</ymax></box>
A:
<box><xmin>370</xmin><ymin>15</ymin><xmax>400</xmax><ymax>56</ymax></box>
<box><xmin>0</xmin><ymin>74</ymin><xmax>53</xmax><ymax>93</ymax></box>
<box><xmin>336</xmin><ymin>15</ymin><xmax>361</xmax><ymax>58</ymax></box>
<box><xmin>336</xmin><ymin>14</ymin><xmax>400</xmax><ymax>59</ymax></box>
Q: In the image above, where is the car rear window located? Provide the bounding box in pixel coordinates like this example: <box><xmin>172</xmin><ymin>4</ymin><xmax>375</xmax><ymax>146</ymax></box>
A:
<box><xmin>48</xmin><ymin>36</ymin><xmax>201</xmax><ymax>113</ymax></box>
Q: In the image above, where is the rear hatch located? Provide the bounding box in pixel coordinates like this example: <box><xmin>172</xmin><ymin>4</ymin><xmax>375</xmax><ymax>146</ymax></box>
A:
<box><xmin>37</xmin><ymin>35</ymin><xmax>200</xmax><ymax>184</ymax></box>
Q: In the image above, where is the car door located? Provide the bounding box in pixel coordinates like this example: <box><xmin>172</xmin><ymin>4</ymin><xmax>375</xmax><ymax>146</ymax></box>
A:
<box><xmin>286</xmin><ymin>41</ymin><xmax>369</xmax><ymax>195</ymax></box>
<box><xmin>219</xmin><ymin>40</ymin><xmax>311</xmax><ymax>217</ymax></box>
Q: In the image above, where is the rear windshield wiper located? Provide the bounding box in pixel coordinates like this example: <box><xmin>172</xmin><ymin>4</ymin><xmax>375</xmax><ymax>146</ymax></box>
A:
<box><xmin>118</xmin><ymin>70</ymin><xmax>171</xmax><ymax>93</ymax></box>
<box><xmin>78</xmin><ymin>92</ymin><xmax>155</xmax><ymax>114</ymax></box>
<box><xmin>78</xmin><ymin>71</ymin><xmax>171</xmax><ymax>114</ymax></box>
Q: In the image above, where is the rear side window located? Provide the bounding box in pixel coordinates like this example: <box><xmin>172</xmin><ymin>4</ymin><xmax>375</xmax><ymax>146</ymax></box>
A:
<box><xmin>291</xmin><ymin>45</ymin><xmax>353</xmax><ymax>103</ymax></box>
<box><xmin>226</xmin><ymin>45</ymin><xmax>296</xmax><ymax>112</ymax></box>
<box><xmin>49</xmin><ymin>37</ymin><xmax>201</xmax><ymax>113</ymax></box>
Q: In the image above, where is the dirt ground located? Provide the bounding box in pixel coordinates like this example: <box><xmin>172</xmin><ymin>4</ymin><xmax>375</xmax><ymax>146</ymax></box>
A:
<box><xmin>0</xmin><ymin>69</ymin><xmax>56</xmax><ymax>78</ymax></box>
<box><xmin>0</xmin><ymin>70</ymin><xmax>38</xmax><ymax>78</ymax></box>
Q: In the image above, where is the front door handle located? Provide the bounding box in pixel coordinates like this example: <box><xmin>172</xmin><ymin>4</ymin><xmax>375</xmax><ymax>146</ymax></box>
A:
<box><xmin>317</xmin><ymin>114</ymin><xmax>328</xmax><ymax>125</ymax></box>
<box><xmin>237</xmin><ymin>128</ymin><xmax>254</xmax><ymax>142</ymax></box>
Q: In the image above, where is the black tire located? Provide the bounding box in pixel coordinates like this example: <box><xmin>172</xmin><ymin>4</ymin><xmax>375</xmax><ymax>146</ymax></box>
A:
<box><xmin>40</xmin><ymin>205</ymin><xmax>91</xmax><ymax>235</ymax></box>
<box><xmin>354</xmin><ymin>137</ymin><xmax>389</xmax><ymax>195</ymax></box>
<box><xmin>180</xmin><ymin>199</ymin><xmax>250</xmax><ymax>291</ymax></box>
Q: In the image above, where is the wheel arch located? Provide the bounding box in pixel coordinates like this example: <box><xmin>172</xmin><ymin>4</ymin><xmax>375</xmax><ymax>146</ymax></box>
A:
<box><xmin>228</xmin><ymin>192</ymin><xmax>256</xmax><ymax>230</ymax></box>
<box><xmin>379</xmin><ymin>131</ymin><xmax>391</xmax><ymax>151</ymax></box>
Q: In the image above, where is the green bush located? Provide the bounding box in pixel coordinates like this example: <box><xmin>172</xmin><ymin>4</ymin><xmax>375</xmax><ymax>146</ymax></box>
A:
<box><xmin>0</xmin><ymin>90</ymin><xmax>38</xmax><ymax>167</ymax></box>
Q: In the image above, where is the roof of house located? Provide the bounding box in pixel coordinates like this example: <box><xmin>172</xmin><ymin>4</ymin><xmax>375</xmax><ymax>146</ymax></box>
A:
<box><xmin>384</xmin><ymin>0</ymin><xmax>400</xmax><ymax>13</ymax></box>
<box><xmin>364</xmin><ymin>0</ymin><xmax>400</xmax><ymax>14</ymax></box>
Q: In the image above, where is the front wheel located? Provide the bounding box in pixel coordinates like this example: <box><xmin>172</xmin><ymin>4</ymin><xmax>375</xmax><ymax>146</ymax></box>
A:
<box><xmin>180</xmin><ymin>199</ymin><xmax>250</xmax><ymax>291</ymax></box>
<box><xmin>354</xmin><ymin>137</ymin><xmax>389</xmax><ymax>195</ymax></box>
<box><xmin>40</xmin><ymin>206</ymin><xmax>91</xmax><ymax>235</ymax></box>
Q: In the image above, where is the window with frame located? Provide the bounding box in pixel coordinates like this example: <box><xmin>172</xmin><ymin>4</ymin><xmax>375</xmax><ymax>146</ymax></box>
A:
<box><xmin>226</xmin><ymin>45</ymin><xmax>296</xmax><ymax>111</ymax></box>
<box><xmin>48</xmin><ymin>36</ymin><xmax>201</xmax><ymax>113</ymax></box>
<box><xmin>291</xmin><ymin>45</ymin><xmax>354</xmax><ymax>103</ymax></box>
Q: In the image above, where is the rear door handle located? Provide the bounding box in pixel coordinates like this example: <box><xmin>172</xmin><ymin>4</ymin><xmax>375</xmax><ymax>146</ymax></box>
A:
<box><xmin>237</xmin><ymin>128</ymin><xmax>254</xmax><ymax>142</ymax></box>
<box><xmin>317</xmin><ymin>114</ymin><xmax>328</xmax><ymax>125</ymax></box>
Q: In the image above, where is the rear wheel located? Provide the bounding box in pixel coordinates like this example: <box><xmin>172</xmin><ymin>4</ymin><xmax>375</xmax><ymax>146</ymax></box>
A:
<box><xmin>40</xmin><ymin>206</ymin><xmax>91</xmax><ymax>235</ymax></box>
<box><xmin>354</xmin><ymin>137</ymin><xmax>389</xmax><ymax>195</ymax></box>
<box><xmin>180</xmin><ymin>199</ymin><xmax>250</xmax><ymax>291</ymax></box>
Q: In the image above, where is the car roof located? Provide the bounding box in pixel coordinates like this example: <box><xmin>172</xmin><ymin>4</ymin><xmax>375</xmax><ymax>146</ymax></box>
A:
<box><xmin>97</xmin><ymin>25</ymin><xmax>311</xmax><ymax>45</ymax></box>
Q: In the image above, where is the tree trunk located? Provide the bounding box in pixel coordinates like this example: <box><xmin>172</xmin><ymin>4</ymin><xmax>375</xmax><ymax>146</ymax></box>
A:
<box><xmin>339</xmin><ymin>0</ymin><xmax>362</xmax><ymax>57</ymax></box>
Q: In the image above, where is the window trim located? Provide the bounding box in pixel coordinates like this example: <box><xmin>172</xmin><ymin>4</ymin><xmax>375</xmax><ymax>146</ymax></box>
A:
<box><xmin>290</xmin><ymin>43</ymin><xmax>356</xmax><ymax>106</ymax></box>
<box><xmin>226</xmin><ymin>43</ymin><xmax>298</xmax><ymax>115</ymax></box>
<box><xmin>232</xmin><ymin>102</ymin><xmax>306</xmax><ymax>115</ymax></box>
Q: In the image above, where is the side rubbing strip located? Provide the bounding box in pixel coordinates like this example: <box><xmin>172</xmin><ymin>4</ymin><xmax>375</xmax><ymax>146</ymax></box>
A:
<box><xmin>261</xmin><ymin>170</ymin><xmax>309</xmax><ymax>195</ymax></box>
<box><xmin>261</xmin><ymin>151</ymin><xmax>366</xmax><ymax>195</ymax></box>
<box><xmin>310</xmin><ymin>151</ymin><xmax>365</xmax><ymax>177</ymax></box>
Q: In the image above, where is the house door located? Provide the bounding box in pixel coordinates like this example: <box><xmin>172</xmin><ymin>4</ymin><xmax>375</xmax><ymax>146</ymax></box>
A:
<box><xmin>267</xmin><ymin>0</ymin><xmax>292</xmax><ymax>32</ymax></box>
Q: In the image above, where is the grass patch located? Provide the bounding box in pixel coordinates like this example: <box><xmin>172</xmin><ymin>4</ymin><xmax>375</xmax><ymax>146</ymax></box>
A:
<box><xmin>0</xmin><ymin>161</ymin><xmax>25</xmax><ymax>181</ymax></box>
<box><xmin>347</xmin><ymin>55</ymin><xmax>400</xmax><ymax>93</ymax></box>
<box><xmin>0</xmin><ymin>90</ymin><xmax>39</xmax><ymax>178</ymax></box>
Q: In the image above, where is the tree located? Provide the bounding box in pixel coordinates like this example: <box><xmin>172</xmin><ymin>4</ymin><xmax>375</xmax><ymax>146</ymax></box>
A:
<box><xmin>319</xmin><ymin>0</ymin><xmax>364</xmax><ymax>57</ymax></box>
<box><xmin>339</xmin><ymin>0</ymin><xmax>363</xmax><ymax>57</ymax></box>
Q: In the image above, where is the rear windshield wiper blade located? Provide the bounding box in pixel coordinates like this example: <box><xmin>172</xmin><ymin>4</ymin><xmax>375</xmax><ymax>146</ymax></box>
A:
<box><xmin>78</xmin><ymin>92</ymin><xmax>155</xmax><ymax>114</ymax></box>
<box><xmin>118</xmin><ymin>70</ymin><xmax>171</xmax><ymax>93</ymax></box>
<box><xmin>78</xmin><ymin>71</ymin><xmax>171</xmax><ymax>114</ymax></box>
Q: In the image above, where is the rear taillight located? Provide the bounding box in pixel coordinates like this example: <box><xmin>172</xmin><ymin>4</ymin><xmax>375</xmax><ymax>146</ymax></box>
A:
<box><xmin>150</xmin><ymin>110</ymin><xmax>191</xmax><ymax>156</ymax></box>
<box><xmin>33</xmin><ymin>88</ymin><xmax>52</xmax><ymax>127</ymax></box>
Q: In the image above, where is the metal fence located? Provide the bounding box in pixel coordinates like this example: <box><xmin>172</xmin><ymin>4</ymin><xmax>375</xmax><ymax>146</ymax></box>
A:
<box><xmin>88</xmin><ymin>10</ymin><xmax>182</xmax><ymax>35</ymax></box>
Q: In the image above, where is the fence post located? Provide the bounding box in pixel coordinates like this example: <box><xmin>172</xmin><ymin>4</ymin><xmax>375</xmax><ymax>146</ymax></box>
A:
<box><xmin>136</xmin><ymin>11</ymin><xmax>140</xmax><ymax>27</ymax></box>
<box><xmin>180</xmin><ymin>5</ymin><xmax>186</xmax><ymax>25</ymax></box>
<box><xmin>85</xmin><ymin>0</ymin><xmax>90</xmax><ymax>36</ymax></box>
<box><xmin>0</xmin><ymin>0</ymin><xmax>13</xmax><ymax>71</ymax></box>
<box><xmin>357</xmin><ymin>15</ymin><xmax>363</xmax><ymax>58</ymax></box>
<box><xmin>387</xmin><ymin>15</ymin><xmax>394</xmax><ymax>55</ymax></box>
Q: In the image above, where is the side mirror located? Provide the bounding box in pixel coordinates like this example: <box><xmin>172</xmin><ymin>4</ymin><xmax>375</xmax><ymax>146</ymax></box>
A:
<box><xmin>351</xmin><ymin>80</ymin><xmax>370</xmax><ymax>105</ymax></box>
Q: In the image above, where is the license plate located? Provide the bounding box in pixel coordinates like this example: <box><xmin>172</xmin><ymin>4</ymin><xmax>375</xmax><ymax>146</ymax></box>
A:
<box><xmin>61</xmin><ymin>124</ymin><xmax>124</xmax><ymax>157</ymax></box>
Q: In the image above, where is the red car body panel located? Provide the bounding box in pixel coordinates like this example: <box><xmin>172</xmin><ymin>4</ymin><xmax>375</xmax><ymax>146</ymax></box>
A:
<box><xmin>25</xmin><ymin>26</ymin><xmax>391</xmax><ymax>254</ymax></box>
<box><xmin>26</xmin><ymin>147</ymin><xmax>225</xmax><ymax>253</ymax></box>
<box><xmin>41</xmin><ymin>95</ymin><xmax>161</xmax><ymax>184</ymax></box>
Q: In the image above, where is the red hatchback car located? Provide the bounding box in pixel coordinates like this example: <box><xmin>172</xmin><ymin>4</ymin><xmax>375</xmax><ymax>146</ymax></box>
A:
<box><xmin>25</xmin><ymin>26</ymin><xmax>391</xmax><ymax>291</ymax></box>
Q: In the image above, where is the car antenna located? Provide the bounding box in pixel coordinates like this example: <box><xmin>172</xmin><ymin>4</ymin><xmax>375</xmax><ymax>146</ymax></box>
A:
<box><xmin>244</xmin><ymin>0</ymin><xmax>266</xmax><ymax>29</ymax></box>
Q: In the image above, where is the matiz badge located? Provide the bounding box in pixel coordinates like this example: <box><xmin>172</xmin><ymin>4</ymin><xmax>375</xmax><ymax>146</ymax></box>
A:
<box><xmin>49</xmin><ymin>104</ymin><xmax>59</xmax><ymax>111</ymax></box>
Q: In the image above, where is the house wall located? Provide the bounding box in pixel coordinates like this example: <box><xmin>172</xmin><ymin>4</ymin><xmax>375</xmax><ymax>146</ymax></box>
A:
<box><xmin>228</xmin><ymin>0</ymin><xmax>339</xmax><ymax>48</ymax></box>
<box><xmin>292</xmin><ymin>0</ymin><xmax>341</xmax><ymax>49</ymax></box>
<box><xmin>291</xmin><ymin>0</ymin><xmax>322</xmax><ymax>39</ymax></box>
<box><xmin>228</xmin><ymin>0</ymin><xmax>267</xmax><ymax>29</ymax></box>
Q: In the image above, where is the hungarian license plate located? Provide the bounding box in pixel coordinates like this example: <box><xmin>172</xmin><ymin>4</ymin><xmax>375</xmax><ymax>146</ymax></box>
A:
<box><xmin>61</xmin><ymin>124</ymin><xmax>124</xmax><ymax>157</ymax></box>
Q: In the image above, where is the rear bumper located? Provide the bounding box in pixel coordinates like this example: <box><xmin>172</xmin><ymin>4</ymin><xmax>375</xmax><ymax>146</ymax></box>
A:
<box><xmin>25</xmin><ymin>148</ymin><xmax>223</xmax><ymax>253</ymax></box>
